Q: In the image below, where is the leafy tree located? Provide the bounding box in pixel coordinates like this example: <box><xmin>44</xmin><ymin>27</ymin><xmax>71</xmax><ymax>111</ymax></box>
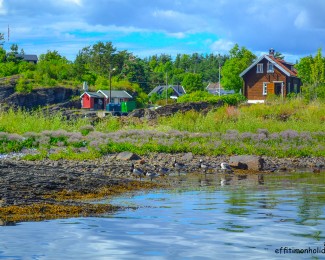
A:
<box><xmin>0</xmin><ymin>33</ymin><xmax>4</xmax><ymax>46</ymax></box>
<box><xmin>182</xmin><ymin>73</ymin><xmax>203</xmax><ymax>93</ymax></box>
<box><xmin>310</xmin><ymin>48</ymin><xmax>325</xmax><ymax>87</ymax></box>
<box><xmin>295</xmin><ymin>55</ymin><xmax>313</xmax><ymax>84</ymax></box>
<box><xmin>296</xmin><ymin>48</ymin><xmax>325</xmax><ymax>99</ymax></box>
<box><xmin>221</xmin><ymin>44</ymin><xmax>256</xmax><ymax>92</ymax></box>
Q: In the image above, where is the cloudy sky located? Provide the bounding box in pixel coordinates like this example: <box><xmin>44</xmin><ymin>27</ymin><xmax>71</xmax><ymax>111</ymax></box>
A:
<box><xmin>0</xmin><ymin>0</ymin><xmax>324</xmax><ymax>62</ymax></box>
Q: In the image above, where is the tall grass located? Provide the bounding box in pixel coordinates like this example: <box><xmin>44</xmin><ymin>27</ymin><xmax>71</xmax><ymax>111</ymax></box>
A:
<box><xmin>158</xmin><ymin>99</ymin><xmax>325</xmax><ymax>133</ymax></box>
<box><xmin>0</xmin><ymin>98</ymin><xmax>324</xmax><ymax>159</ymax></box>
<box><xmin>0</xmin><ymin>109</ymin><xmax>90</xmax><ymax>134</ymax></box>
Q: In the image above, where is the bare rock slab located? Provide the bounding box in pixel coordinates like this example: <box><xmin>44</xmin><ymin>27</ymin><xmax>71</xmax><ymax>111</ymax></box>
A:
<box><xmin>229</xmin><ymin>155</ymin><xmax>265</xmax><ymax>171</ymax></box>
<box><xmin>116</xmin><ymin>151</ymin><xmax>140</xmax><ymax>161</ymax></box>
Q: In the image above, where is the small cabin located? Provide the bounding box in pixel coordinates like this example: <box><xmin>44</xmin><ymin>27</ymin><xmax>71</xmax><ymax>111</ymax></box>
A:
<box><xmin>80</xmin><ymin>90</ymin><xmax>133</xmax><ymax>110</ymax></box>
<box><xmin>239</xmin><ymin>49</ymin><xmax>302</xmax><ymax>103</ymax></box>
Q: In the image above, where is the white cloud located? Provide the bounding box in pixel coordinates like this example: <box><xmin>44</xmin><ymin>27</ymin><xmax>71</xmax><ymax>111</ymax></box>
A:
<box><xmin>1</xmin><ymin>0</ymin><xmax>324</xmax><ymax>60</ymax></box>
<box><xmin>0</xmin><ymin>0</ymin><xmax>6</xmax><ymax>15</ymax></box>
<box><xmin>294</xmin><ymin>11</ymin><xmax>309</xmax><ymax>29</ymax></box>
<box><xmin>210</xmin><ymin>39</ymin><xmax>234</xmax><ymax>54</ymax></box>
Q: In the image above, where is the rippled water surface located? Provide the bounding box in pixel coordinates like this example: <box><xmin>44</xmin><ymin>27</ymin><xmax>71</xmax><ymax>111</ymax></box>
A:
<box><xmin>1</xmin><ymin>172</ymin><xmax>325</xmax><ymax>259</ymax></box>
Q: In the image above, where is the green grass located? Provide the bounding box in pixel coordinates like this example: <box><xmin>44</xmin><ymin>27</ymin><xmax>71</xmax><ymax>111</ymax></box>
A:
<box><xmin>0</xmin><ymin>98</ymin><xmax>324</xmax><ymax>159</ymax></box>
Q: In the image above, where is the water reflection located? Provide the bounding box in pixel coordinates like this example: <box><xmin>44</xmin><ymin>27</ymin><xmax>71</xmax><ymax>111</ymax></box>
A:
<box><xmin>0</xmin><ymin>172</ymin><xmax>324</xmax><ymax>259</ymax></box>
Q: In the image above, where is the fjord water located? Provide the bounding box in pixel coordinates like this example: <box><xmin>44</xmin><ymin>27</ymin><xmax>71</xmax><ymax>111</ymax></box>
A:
<box><xmin>1</xmin><ymin>172</ymin><xmax>325</xmax><ymax>259</ymax></box>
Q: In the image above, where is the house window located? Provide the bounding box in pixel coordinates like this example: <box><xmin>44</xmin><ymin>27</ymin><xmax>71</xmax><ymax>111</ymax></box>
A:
<box><xmin>257</xmin><ymin>63</ymin><xmax>263</xmax><ymax>73</ymax></box>
<box><xmin>263</xmin><ymin>82</ymin><xmax>268</xmax><ymax>95</ymax></box>
<box><xmin>267</xmin><ymin>62</ymin><xmax>274</xmax><ymax>73</ymax></box>
<box><xmin>294</xmin><ymin>84</ymin><xmax>298</xmax><ymax>93</ymax></box>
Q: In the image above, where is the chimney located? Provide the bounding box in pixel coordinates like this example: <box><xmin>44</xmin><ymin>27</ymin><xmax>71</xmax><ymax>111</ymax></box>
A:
<box><xmin>269</xmin><ymin>48</ymin><xmax>275</xmax><ymax>56</ymax></box>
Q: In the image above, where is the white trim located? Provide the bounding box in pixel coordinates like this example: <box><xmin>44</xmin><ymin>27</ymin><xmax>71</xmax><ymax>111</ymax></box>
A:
<box><xmin>247</xmin><ymin>100</ymin><xmax>265</xmax><ymax>104</ymax></box>
<box><xmin>262</xmin><ymin>82</ymin><xmax>269</xmax><ymax>95</ymax></box>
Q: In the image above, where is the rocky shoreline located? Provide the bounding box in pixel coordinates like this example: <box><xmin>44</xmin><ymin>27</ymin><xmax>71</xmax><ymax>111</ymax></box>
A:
<box><xmin>0</xmin><ymin>152</ymin><xmax>324</xmax><ymax>223</ymax></box>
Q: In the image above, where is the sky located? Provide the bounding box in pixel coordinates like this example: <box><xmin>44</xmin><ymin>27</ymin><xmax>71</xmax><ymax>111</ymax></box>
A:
<box><xmin>0</xmin><ymin>0</ymin><xmax>324</xmax><ymax>62</ymax></box>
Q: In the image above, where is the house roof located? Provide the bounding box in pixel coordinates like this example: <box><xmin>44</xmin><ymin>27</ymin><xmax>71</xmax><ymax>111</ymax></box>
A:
<box><xmin>206</xmin><ymin>82</ymin><xmax>224</xmax><ymax>90</ymax></box>
<box><xmin>206</xmin><ymin>82</ymin><xmax>235</xmax><ymax>95</ymax></box>
<box><xmin>15</xmin><ymin>54</ymin><xmax>38</xmax><ymax>62</ymax></box>
<box><xmin>239</xmin><ymin>55</ymin><xmax>297</xmax><ymax>78</ymax></box>
<box><xmin>97</xmin><ymin>90</ymin><xmax>133</xmax><ymax>99</ymax></box>
<box><xmin>148</xmin><ymin>85</ymin><xmax>186</xmax><ymax>96</ymax></box>
<box><xmin>80</xmin><ymin>92</ymin><xmax>104</xmax><ymax>98</ymax></box>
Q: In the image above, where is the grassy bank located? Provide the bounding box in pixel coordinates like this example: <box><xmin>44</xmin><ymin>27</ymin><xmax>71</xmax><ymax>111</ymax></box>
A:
<box><xmin>0</xmin><ymin>98</ymin><xmax>324</xmax><ymax>159</ymax></box>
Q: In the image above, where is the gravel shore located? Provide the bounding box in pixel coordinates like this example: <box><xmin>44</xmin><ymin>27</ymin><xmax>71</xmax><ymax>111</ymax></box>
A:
<box><xmin>0</xmin><ymin>152</ymin><xmax>324</xmax><ymax>208</ymax></box>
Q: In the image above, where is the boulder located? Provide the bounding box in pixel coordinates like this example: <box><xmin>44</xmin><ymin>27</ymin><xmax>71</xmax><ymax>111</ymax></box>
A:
<box><xmin>229</xmin><ymin>155</ymin><xmax>265</xmax><ymax>171</ymax></box>
<box><xmin>116</xmin><ymin>151</ymin><xmax>140</xmax><ymax>161</ymax></box>
<box><xmin>182</xmin><ymin>152</ymin><xmax>193</xmax><ymax>161</ymax></box>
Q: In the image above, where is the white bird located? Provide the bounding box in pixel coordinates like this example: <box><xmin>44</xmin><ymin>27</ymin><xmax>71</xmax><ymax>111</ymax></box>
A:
<box><xmin>130</xmin><ymin>164</ymin><xmax>145</xmax><ymax>180</ymax></box>
<box><xmin>199</xmin><ymin>159</ymin><xmax>209</xmax><ymax>175</ymax></box>
<box><xmin>220</xmin><ymin>162</ymin><xmax>233</xmax><ymax>173</ymax></box>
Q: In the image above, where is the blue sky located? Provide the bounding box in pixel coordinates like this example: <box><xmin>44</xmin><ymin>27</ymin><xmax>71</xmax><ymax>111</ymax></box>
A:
<box><xmin>0</xmin><ymin>0</ymin><xmax>324</xmax><ymax>62</ymax></box>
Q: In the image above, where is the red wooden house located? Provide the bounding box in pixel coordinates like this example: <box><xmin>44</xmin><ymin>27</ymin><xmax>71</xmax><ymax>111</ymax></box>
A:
<box><xmin>240</xmin><ymin>49</ymin><xmax>301</xmax><ymax>103</ymax></box>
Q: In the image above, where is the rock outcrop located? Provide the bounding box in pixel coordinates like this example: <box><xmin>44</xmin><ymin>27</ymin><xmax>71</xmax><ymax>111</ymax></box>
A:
<box><xmin>2</xmin><ymin>87</ymin><xmax>80</xmax><ymax>110</ymax></box>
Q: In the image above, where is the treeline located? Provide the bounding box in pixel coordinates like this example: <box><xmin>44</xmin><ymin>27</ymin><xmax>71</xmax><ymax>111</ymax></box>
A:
<box><xmin>0</xmin><ymin>41</ymin><xmax>227</xmax><ymax>95</ymax></box>
<box><xmin>0</xmin><ymin>37</ymin><xmax>324</xmax><ymax>103</ymax></box>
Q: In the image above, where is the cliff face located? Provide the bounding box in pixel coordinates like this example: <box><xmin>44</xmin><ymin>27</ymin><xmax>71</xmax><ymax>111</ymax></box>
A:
<box><xmin>0</xmin><ymin>86</ymin><xmax>80</xmax><ymax>110</ymax></box>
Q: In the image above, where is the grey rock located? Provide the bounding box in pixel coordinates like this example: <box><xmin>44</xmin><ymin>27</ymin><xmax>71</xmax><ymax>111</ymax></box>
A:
<box><xmin>182</xmin><ymin>152</ymin><xmax>193</xmax><ymax>161</ymax></box>
<box><xmin>116</xmin><ymin>151</ymin><xmax>140</xmax><ymax>161</ymax></box>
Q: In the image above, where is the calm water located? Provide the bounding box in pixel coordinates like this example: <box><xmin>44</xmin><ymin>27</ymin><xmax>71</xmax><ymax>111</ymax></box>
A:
<box><xmin>1</xmin><ymin>172</ymin><xmax>325</xmax><ymax>260</ymax></box>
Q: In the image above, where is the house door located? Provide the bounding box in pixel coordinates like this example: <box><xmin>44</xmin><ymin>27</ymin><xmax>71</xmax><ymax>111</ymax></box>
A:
<box><xmin>274</xmin><ymin>83</ymin><xmax>282</xmax><ymax>95</ymax></box>
<box><xmin>267</xmin><ymin>83</ymin><xmax>275</xmax><ymax>95</ymax></box>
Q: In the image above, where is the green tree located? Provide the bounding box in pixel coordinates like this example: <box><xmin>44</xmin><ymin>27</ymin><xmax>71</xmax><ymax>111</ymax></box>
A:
<box><xmin>182</xmin><ymin>73</ymin><xmax>203</xmax><ymax>93</ymax></box>
<box><xmin>0</xmin><ymin>33</ymin><xmax>4</xmax><ymax>47</ymax></box>
<box><xmin>296</xmin><ymin>48</ymin><xmax>325</xmax><ymax>99</ymax></box>
<box><xmin>221</xmin><ymin>44</ymin><xmax>256</xmax><ymax>92</ymax></box>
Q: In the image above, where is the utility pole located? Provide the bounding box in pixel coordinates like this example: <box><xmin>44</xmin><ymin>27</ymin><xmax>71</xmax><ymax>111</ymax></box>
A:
<box><xmin>109</xmin><ymin>66</ymin><xmax>116</xmax><ymax>104</ymax></box>
<box><xmin>218</xmin><ymin>62</ymin><xmax>221</xmax><ymax>96</ymax></box>
<box><xmin>166</xmin><ymin>72</ymin><xmax>168</xmax><ymax>105</ymax></box>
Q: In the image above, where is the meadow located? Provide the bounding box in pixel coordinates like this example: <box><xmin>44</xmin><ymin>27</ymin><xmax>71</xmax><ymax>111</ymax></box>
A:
<box><xmin>0</xmin><ymin>97</ymin><xmax>324</xmax><ymax>159</ymax></box>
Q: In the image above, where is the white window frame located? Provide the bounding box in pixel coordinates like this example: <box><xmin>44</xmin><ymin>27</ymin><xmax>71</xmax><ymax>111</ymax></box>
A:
<box><xmin>263</xmin><ymin>82</ymin><xmax>268</xmax><ymax>95</ymax></box>
<box><xmin>267</xmin><ymin>62</ymin><xmax>274</xmax><ymax>73</ymax></box>
<box><xmin>257</xmin><ymin>63</ymin><xmax>263</xmax><ymax>73</ymax></box>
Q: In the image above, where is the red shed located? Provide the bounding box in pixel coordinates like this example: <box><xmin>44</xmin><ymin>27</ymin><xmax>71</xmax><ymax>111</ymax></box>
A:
<box><xmin>80</xmin><ymin>92</ymin><xmax>105</xmax><ymax>110</ymax></box>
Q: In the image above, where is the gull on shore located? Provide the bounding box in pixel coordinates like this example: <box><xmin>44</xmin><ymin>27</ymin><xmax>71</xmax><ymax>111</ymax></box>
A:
<box><xmin>130</xmin><ymin>163</ymin><xmax>145</xmax><ymax>181</ymax></box>
<box><xmin>220</xmin><ymin>162</ymin><xmax>234</xmax><ymax>173</ymax></box>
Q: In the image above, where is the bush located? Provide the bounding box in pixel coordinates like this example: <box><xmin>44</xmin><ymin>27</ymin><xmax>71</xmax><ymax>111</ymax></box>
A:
<box><xmin>15</xmin><ymin>77</ymin><xmax>33</xmax><ymax>93</ymax></box>
<box><xmin>177</xmin><ymin>91</ymin><xmax>246</xmax><ymax>106</ymax></box>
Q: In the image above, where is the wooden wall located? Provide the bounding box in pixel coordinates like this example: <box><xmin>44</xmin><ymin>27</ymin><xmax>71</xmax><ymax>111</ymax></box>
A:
<box><xmin>243</xmin><ymin>58</ymin><xmax>287</xmax><ymax>100</ymax></box>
